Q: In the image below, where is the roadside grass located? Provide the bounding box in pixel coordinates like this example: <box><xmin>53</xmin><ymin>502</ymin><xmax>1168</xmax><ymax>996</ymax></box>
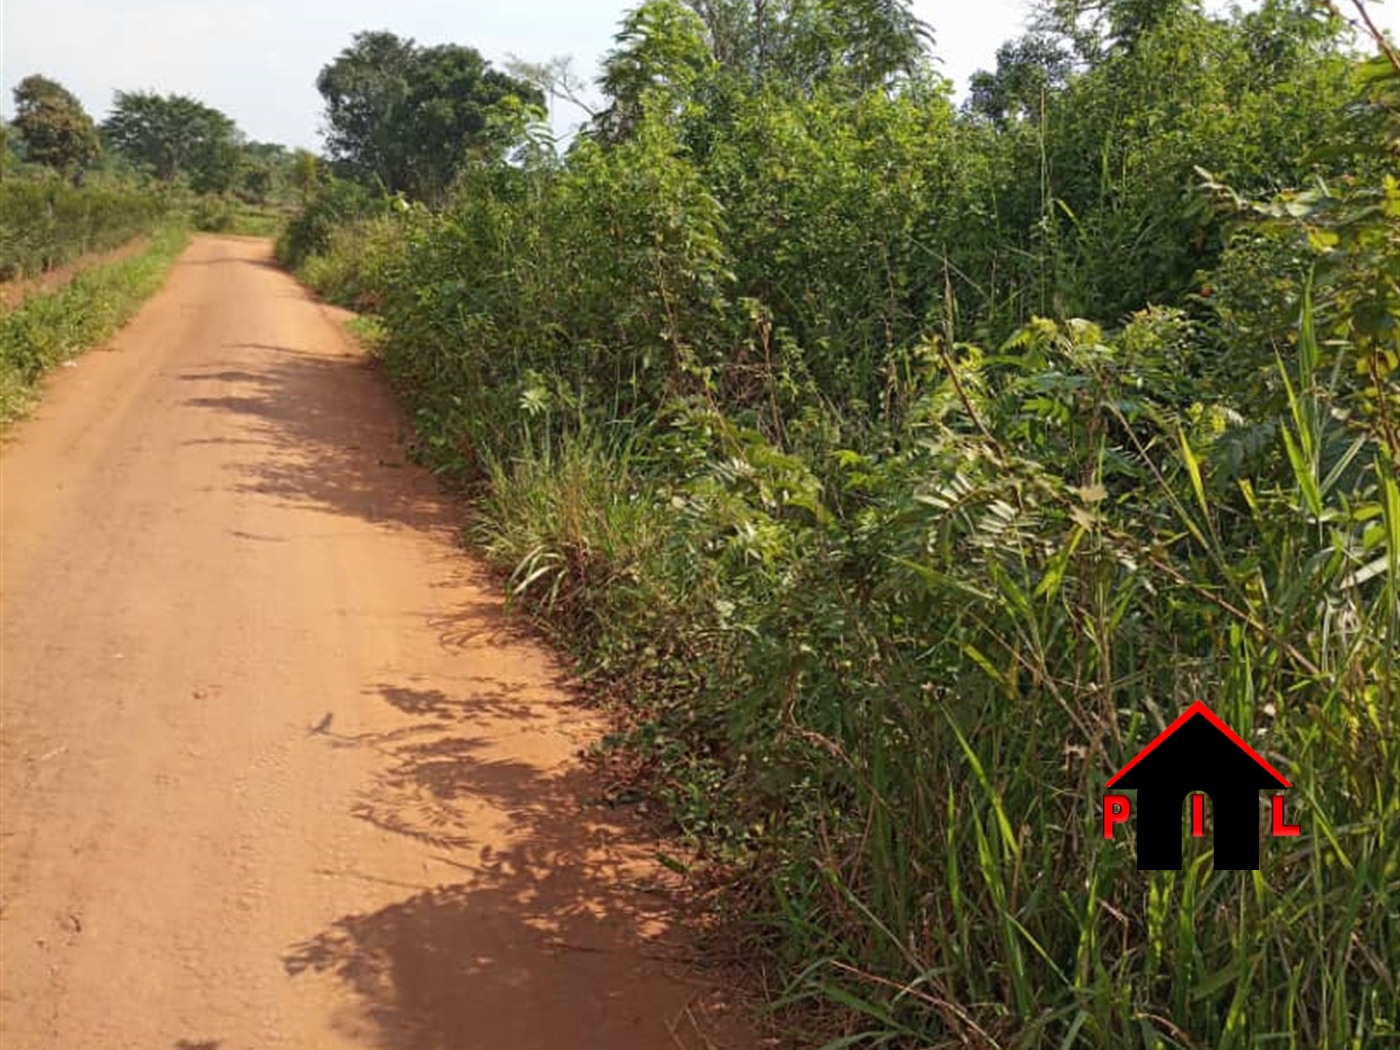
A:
<box><xmin>0</xmin><ymin>226</ymin><xmax>190</xmax><ymax>423</ymax></box>
<box><xmin>190</xmin><ymin>198</ymin><xmax>292</xmax><ymax>237</ymax></box>
<box><xmin>443</xmin><ymin>322</ymin><xmax>1400</xmax><ymax>1050</ymax></box>
<box><xmin>285</xmin><ymin>179</ymin><xmax>1400</xmax><ymax>1046</ymax></box>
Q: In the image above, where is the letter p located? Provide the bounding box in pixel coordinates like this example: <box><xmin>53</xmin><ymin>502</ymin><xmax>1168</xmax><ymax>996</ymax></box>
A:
<box><xmin>1103</xmin><ymin>794</ymin><xmax>1131</xmax><ymax>839</ymax></box>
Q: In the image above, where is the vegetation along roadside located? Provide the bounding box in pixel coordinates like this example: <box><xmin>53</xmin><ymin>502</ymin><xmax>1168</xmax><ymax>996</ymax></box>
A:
<box><xmin>2</xmin><ymin>63</ymin><xmax>322</xmax><ymax>423</ymax></box>
<box><xmin>0</xmin><ymin>226</ymin><xmax>189</xmax><ymax>422</ymax></box>
<box><xmin>259</xmin><ymin>0</ymin><xmax>1400</xmax><ymax>1045</ymax></box>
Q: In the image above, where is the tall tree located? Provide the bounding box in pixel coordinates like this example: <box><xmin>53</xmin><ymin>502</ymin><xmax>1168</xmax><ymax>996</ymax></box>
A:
<box><xmin>677</xmin><ymin>0</ymin><xmax>932</xmax><ymax>89</ymax></box>
<box><xmin>806</xmin><ymin>0</ymin><xmax>934</xmax><ymax>88</ymax></box>
<box><xmin>316</xmin><ymin>31</ymin><xmax>416</xmax><ymax>192</ymax></box>
<box><xmin>967</xmin><ymin>34</ymin><xmax>1074</xmax><ymax>126</ymax></box>
<box><xmin>103</xmin><ymin>91</ymin><xmax>242</xmax><ymax>190</ymax></box>
<box><xmin>597</xmin><ymin>1</ymin><xmax>716</xmax><ymax>141</ymax></box>
<box><xmin>11</xmin><ymin>75</ymin><xmax>101</xmax><ymax>177</ymax></box>
<box><xmin>1031</xmin><ymin>0</ymin><xmax>1204</xmax><ymax>63</ymax></box>
<box><xmin>316</xmin><ymin>31</ymin><xmax>544</xmax><ymax>201</ymax></box>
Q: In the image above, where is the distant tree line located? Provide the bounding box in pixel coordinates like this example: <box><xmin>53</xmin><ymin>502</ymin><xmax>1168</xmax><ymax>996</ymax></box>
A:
<box><xmin>4</xmin><ymin>75</ymin><xmax>311</xmax><ymax>204</ymax></box>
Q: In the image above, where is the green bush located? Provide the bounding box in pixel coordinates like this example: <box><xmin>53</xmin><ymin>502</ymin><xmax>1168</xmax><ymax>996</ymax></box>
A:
<box><xmin>281</xmin><ymin>7</ymin><xmax>1399</xmax><ymax>1044</ymax></box>
<box><xmin>296</xmin><ymin>212</ymin><xmax>404</xmax><ymax>312</ymax></box>
<box><xmin>464</xmin><ymin>314</ymin><xmax>1399</xmax><ymax>1049</ymax></box>
<box><xmin>0</xmin><ymin>175</ymin><xmax>169</xmax><ymax>280</ymax></box>
<box><xmin>1</xmin><ymin>226</ymin><xmax>188</xmax><ymax>420</ymax></box>
<box><xmin>274</xmin><ymin>176</ymin><xmax>389</xmax><ymax>271</ymax></box>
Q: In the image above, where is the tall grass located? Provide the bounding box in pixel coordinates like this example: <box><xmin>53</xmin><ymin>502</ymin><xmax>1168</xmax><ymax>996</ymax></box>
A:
<box><xmin>773</xmin><ymin>314</ymin><xmax>1400</xmax><ymax>1048</ymax></box>
<box><xmin>449</xmin><ymin>314</ymin><xmax>1399</xmax><ymax>1048</ymax></box>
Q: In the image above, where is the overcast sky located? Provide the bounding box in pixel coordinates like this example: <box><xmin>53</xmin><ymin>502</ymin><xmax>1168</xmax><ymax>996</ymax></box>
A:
<box><xmin>1</xmin><ymin>1</ymin><xmax>1397</xmax><ymax>150</ymax></box>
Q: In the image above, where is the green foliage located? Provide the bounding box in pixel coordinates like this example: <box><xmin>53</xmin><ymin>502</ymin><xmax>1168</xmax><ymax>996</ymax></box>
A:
<box><xmin>0</xmin><ymin>175</ymin><xmax>169</xmax><ymax>280</ymax></box>
<box><xmin>284</xmin><ymin>5</ymin><xmax>1400</xmax><ymax>1045</ymax></box>
<box><xmin>291</xmin><ymin>149</ymin><xmax>322</xmax><ymax>201</ymax></box>
<box><xmin>596</xmin><ymin>1</ymin><xmax>717</xmax><ymax>140</ymax></box>
<box><xmin>966</xmin><ymin>33</ymin><xmax>1073</xmax><ymax>126</ymax></box>
<box><xmin>316</xmin><ymin>31</ymin><xmax>545</xmax><ymax>201</ymax></box>
<box><xmin>678</xmin><ymin>0</ymin><xmax>933</xmax><ymax>91</ymax></box>
<box><xmin>294</xmin><ymin>211</ymin><xmax>404</xmax><ymax>311</ymax></box>
<box><xmin>189</xmin><ymin>196</ymin><xmax>288</xmax><ymax>236</ymax></box>
<box><xmin>274</xmin><ymin>175</ymin><xmax>392</xmax><ymax>274</ymax></box>
<box><xmin>961</xmin><ymin>1</ymin><xmax>1354</xmax><ymax>328</ymax></box>
<box><xmin>234</xmin><ymin>141</ymin><xmax>299</xmax><ymax>204</ymax></box>
<box><xmin>10</xmin><ymin>74</ymin><xmax>101</xmax><ymax>177</ymax></box>
<box><xmin>1</xmin><ymin>226</ymin><xmax>188</xmax><ymax>420</ymax></box>
<box><xmin>103</xmin><ymin>91</ymin><xmax>242</xmax><ymax>190</ymax></box>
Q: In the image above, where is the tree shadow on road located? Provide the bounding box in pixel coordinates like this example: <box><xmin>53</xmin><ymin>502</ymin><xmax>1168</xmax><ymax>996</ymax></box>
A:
<box><xmin>286</xmin><ymin>682</ymin><xmax>749</xmax><ymax>1050</ymax></box>
<box><xmin>181</xmin><ymin>339</ymin><xmax>454</xmax><ymax>538</ymax></box>
<box><xmin>180</xmin><ymin>328</ymin><xmax>560</xmax><ymax>657</ymax></box>
<box><xmin>172</xmin><ymin>282</ymin><xmax>753</xmax><ymax>1047</ymax></box>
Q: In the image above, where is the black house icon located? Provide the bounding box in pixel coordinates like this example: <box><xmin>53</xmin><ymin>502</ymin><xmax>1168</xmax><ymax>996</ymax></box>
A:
<box><xmin>1107</xmin><ymin>702</ymin><xmax>1291</xmax><ymax>870</ymax></box>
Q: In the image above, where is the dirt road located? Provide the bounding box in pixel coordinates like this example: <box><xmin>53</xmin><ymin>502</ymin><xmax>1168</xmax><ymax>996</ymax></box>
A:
<box><xmin>0</xmin><ymin>236</ymin><xmax>753</xmax><ymax>1050</ymax></box>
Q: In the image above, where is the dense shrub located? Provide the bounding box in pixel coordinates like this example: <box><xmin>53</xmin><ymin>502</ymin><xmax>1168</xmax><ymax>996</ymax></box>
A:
<box><xmin>285</xmin><ymin>4</ymin><xmax>1399</xmax><ymax>1044</ymax></box>
<box><xmin>274</xmin><ymin>176</ymin><xmax>389</xmax><ymax>272</ymax></box>
<box><xmin>0</xmin><ymin>175</ymin><xmax>169</xmax><ymax>280</ymax></box>
<box><xmin>295</xmin><ymin>212</ymin><xmax>405</xmax><ymax>312</ymax></box>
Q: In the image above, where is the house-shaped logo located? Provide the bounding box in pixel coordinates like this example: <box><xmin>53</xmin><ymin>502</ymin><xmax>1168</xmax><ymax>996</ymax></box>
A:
<box><xmin>1102</xmin><ymin>702</ymin><xmax>1299</xmax><ymax>870</ymax></box>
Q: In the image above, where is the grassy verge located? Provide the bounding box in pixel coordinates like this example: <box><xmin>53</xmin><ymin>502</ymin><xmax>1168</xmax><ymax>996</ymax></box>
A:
<box><xmin>190</xmin><ymin>197</ymin><xmax>292</xmax><ymax>237</ymax></box>
<box><xmin>280</xmin><ymin>66</ymin><xmax>1399</xmax><ymax>1040</ymax></box>
<box><xmin>444</xmin><ymin>330</ymin><xmax>1400</xmax><ymax>1050</ymax></box>
<box><xmin>0</xmin><ymin>226</ymin><xmax>190</xmax><ymax>423</ymax></box>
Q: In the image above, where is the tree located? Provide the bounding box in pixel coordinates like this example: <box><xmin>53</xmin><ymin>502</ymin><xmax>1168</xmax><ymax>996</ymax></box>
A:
<box><xmin>592</xmin><ymin>0</ymin><xmax>934</xmax><ymax>144</ymax></box>
<box><xmin>966</xmin><ymin>34</ymin><xmax>1074</xmax><ymax>125</ymax></box>
<box><xmin>11</xmin><ymin>75</ymin><xmax>101</xmax><ymax>177</ymax></box>
<box><xmin>596</xmin><ymin>1</ymin><xmax>716</xmax><ymax>141</ymax></box>
<box><xmin>316</xmin><ymin>31</ymin><xmax>416</xmax><ymax>192</ymax></box>
<box><xmin>316</xmin><ymin>31</ymin><xmax>545</xmax><ymax>201</ymax></box>
<box><xmin>103</xmin><ymin>91</ymin><xmax>242</xmax><ymax>190</ymax></box>
<box><xmin>1031</xmin><ymin>0</ymin><xmax>1203</xmax><ymax>63</ymax></box>
<box><xmin>516</xmin><ymin>3</ymin><xmax>940</xmax><ymax>145</ymax></box>
<box><xmin>235</xmin><ymin>141</ymin><xmax>294</xmax><ymax>203</ymax></box>
<box><xmin>680</xmin><ymin>0</ymin><xmax>756</xmax><ymax>71</ymax></box>
<box><xmin>291</xmin><ymin>149</ymin><xmax>322</xmax><ymax>202</ymax></box>
<box><xmin>677</xmin><ymin>0</ymin><xmax>932</xmax><ymax>90</ymax></box>
<box><xmin>505</xmin><ymin>55</ymin><xmax>602</xmax><ymax>124</ymax></box>
<box><xmin>801</xmin><ymin>0</ymin><xmax>934</xmax><ymax>88</ymax></box>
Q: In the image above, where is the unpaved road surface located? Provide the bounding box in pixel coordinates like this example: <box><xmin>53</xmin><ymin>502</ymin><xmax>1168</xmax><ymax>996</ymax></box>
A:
<box><xmin>0</xmin><ymin>236</ymin><xmax>754</xmax><ymax>1050</ymax></box>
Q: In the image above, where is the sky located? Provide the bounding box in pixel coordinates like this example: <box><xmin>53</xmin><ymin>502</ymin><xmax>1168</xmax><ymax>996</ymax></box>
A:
<box><xmin>1</xmin><ymin>0</ymin><xmax>1398</xmax><ymax>151</ymax></box>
